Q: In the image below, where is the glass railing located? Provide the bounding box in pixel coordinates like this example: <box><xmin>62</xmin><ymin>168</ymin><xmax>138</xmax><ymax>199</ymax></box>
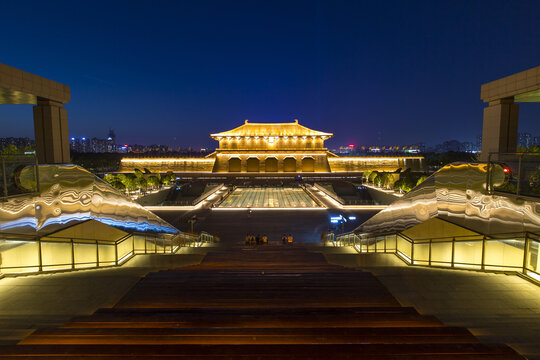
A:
<box><xmin>0</xmin><ymin>154</ymin><xmax>39</xmax><ymax>199</ymax></box>
<box><xmin>487</xmin><ymin>152</ymin><xmax>540</xmax><ymax>198</ymax></box>
<box><xmin>0</xmin><ymin>230</ymin><xmax>213</xmax><ymax>276</ymax></box>
<box><xmin>328</xmin><ymin>231</ymin><xmax>540</xmax><ymax>284</ymax></box>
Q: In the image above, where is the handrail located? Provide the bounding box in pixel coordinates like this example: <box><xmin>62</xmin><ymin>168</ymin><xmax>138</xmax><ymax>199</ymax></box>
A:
<box><xmin>327</xmin><ymin>229</ymin><xmax>540</xmax><ymax>285</ymax></box>
<box><xmin>0</xmin><ymin>228</ymin><xmax>216</xmax><ymax>276</ymax></box>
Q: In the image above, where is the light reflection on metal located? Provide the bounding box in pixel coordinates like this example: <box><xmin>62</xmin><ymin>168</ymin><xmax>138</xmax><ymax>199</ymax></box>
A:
<box><xmin>0</xmin><ymin>164</ymin><xmax>178</xmax><ymax>235</ymax></box>
<box><xmin>357</xmin><ymin>162</ymin><xmax>540</xmax><ymax>236</ymax></box>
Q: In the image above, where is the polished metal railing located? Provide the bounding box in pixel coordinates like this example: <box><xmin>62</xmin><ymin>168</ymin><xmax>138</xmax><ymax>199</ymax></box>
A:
<box><xmin>0</xmin><ymin>229</ymin><xmax>213</xmax><ymax>276</ymax></box>
<box><xmin>0</xmin><ymin>154</ymin><xmax>39</xmax><ymax>200</ymax></box>
<box><xmin>326</xmin><ymin>231</ymin><xmax>540</xmax><ymax>284</ymax></box>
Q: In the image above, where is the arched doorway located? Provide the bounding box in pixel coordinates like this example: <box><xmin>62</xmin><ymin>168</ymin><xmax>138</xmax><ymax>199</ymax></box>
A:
<box><xmin>283</xmin><ymin>157</ymin><xmax>296</xmax><ymax>172</ymax></box>
<box><xmin>228</xmin><ymin>158</ymin><xmax>241</xmax><ymax>172</ymax></box>
<box><xmin>302</xmin><ymin>157</ymin><xmax>315</xmax><ymax>172</ymax></box>
<box><xmin>246</xmin><ymin>157</ymin><xmax>260</xmax><ymax>172</ymax></box>
<box><xmin>265</xmin><ymin>157</ymin><xmax>278</xmax><ymax>172</ymax></box>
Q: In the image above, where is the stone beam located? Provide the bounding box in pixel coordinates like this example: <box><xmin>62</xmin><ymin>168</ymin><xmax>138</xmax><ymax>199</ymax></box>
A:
<box><xmin>480</xmin><ymin>65</ymin><xmax>540</xmax><ymax>161</ymax></box>
<box><xmin>0</xmin><ymin>63</ymin><xmax>71</xmax><ymax>164</ymax></box>
<box><xmin>481</xmin><ymin>65</ymin><xmax>540</xmax><ymax>103</ymax></box>
<box><xmin>0</xmin><ymin>63</ymin><xmax>70</xmax><ymax>104</ymax></box>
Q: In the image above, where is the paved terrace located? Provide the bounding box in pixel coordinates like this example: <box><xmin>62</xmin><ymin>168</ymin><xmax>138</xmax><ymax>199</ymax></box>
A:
<box><xmin>218</xmin><ymin>187</ymin><xmax>319</xmax><ymax>208</ymax></box>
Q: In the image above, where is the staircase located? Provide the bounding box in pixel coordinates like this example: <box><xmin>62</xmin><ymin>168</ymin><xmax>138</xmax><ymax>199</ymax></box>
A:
<box><xmin>0</xmin><ymin>245</ymin><xmax>524</xmax><ymax>359</ymax></box>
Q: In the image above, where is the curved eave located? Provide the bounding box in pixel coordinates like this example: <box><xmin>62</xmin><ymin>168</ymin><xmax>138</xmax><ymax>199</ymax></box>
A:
<box><xmin>210</xmin><ymin>123</ymin><xmax>333</xmax><ymax>138</ymax></box>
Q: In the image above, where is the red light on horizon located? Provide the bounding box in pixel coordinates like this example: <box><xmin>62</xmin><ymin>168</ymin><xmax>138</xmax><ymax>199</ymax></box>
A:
<box><xmin>348</xmin><ymin>144</ymin><xmax>355</xmax><ymax>148</ymax></box>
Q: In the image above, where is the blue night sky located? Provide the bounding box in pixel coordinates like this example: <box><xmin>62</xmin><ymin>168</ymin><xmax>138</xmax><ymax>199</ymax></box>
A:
<box><xmin>1</xmin><ymin>0</ymin><xmax>539</xmax><ymax>149</ymax></box>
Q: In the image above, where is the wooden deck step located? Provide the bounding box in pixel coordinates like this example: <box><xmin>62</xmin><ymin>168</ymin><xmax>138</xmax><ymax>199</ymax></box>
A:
<box><xmin>0</xmin><ymin>344</ymin><xmax>524</xmax><ymax>359</ymax></box>
<box><xmin>0</xmin><ymin>245</ymin><xmax>524</xmax><ymax>359</ymax></box>
<box><xmin>21</xmin><ymin>326</ymin><xmax>479</xmax><ymax>345</ymax></box>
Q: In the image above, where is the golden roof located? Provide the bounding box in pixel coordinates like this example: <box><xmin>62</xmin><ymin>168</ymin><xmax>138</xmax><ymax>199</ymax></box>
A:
<box><xmin>210</xmin><ymin>120</ymin><xmax>333</xmax><ymax>138</ymax></box>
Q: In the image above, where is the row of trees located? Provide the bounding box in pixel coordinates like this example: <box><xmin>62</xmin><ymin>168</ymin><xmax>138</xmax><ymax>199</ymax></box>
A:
<box><xmin>103</xmin><ymin>169</ymin><xmax>175</xmax><ymax>194</ymax></box>
<box><xmin>1</xmin><ymin>144</ymin><xmax>34</xmax><ymax>155</ymax></box>
<box><xmin>363</xmin><ymin>170</ymin><xmax>429</xmax><ymax>193</ymax></box>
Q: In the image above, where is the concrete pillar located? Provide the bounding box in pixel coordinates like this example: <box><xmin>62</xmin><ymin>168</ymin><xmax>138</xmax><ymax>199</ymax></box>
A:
<box><xmin>480</xmin><ymin>98</ymin><xmax>519</xmax><ymax>161</ymax></box>
<box><xmin>33</xmin><ymin>98</ymin><xmax>70</xmax><ymax>164</ymax></box>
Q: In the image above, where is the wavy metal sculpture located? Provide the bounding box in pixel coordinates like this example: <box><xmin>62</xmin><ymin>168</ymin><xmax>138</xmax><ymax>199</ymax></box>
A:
<box><xmin>0</xmin><ymin>164</ymin><xmax>178</xmax><ymax>235</ymax></box>
<box><xmin>357</xmin><ymin>163</ymin><xmax>540</xmax><ymax>236</ymax></box>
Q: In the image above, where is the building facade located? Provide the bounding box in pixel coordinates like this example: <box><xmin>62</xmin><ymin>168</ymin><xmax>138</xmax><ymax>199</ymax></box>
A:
<box><xmin>119</xmin><ymin>120</ymin><xmax>424</xmax><ymax>174</ymax></box>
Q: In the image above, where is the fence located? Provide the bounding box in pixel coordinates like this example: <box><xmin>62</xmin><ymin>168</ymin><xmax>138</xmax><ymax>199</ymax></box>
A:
<box><xmin>0</xmin><ymin>154</ymin><xmax>39</xmax><ymax>200</ymax></box>
<box><xmin>0</xmin><ymin>229</ymin><xmax>217</xmax><ymax>276</ymax></box>
<box><xmin>326</xmin><ymin>231</ymin><xmax>540</xmax><ymax>284</ymax></box>
<box><xmin>487</xmin><ymin>152</ymin><xmax>540</xmax><ymax>198</ymax></box>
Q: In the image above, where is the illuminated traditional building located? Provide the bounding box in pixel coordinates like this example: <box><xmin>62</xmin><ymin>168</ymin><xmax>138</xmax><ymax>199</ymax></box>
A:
<box><xmin>120</xmin><ymin>120</ymin><xmax>424</xmax><ymax>173</ymax></box>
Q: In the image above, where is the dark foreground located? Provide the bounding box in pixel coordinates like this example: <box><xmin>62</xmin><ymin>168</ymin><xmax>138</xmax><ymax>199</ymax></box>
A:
<box><xmin>0</xmin><ymin>244</ymin><xmax>523</xmax><ymax>359</ymax></box>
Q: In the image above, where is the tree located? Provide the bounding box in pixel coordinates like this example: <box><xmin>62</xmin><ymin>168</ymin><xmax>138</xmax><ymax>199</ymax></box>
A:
<box><xmin>368</xmin><ymin>171</ymin><xmax>378</xmax><ymax>183</ymax></box>
<box><xmin>136</xmin><ymin>176</ymin><xmax>148</xmax><ymax>191</ymax></box>
<box><xmin>147</xmin><ymin>175</ymin><xmax>160</xmax><ymax>189</ymax></box>
<box><xmin>161</xmin><ymin>171</ymin><xmax>175</xmax><ymax>185</ymax></box>
<box><xmin>134</xmin><ymin>168</ymin><xmax>144</xmax><ymax>178</ymax></box>
<box><xmin>103</xmin><ymin>174</ymin><xmax>117</xmax><ymax>184</ymax></box>
<box><xmin>363</xmin><ymin>170</ymin><xmax>373</xmax><ymax>182</ymax></box>
<box><xmin>1</xmin><ymin>144</ymin><xmax>19</xmax><ymax>155</ymax></box>
<box><xmin>416</xmin><ymin>175</ymin><xmax>429</xmax><ymax>186</ymax></box>
<box><xmin>122</xmin><ymin>175</ymin><xmax>138</xmax><ymax>193</ymax></box>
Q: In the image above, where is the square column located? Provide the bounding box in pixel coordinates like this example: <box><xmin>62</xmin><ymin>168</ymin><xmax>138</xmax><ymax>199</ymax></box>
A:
<box><xmin>33</xmin><ymin>98</ymin><xmax>70</xmax><ymax>164</ymax></box>
<box><xmin>480</xmin><ymin>98</ymin><xmax>519</xmax><ymax>161</ymax></box>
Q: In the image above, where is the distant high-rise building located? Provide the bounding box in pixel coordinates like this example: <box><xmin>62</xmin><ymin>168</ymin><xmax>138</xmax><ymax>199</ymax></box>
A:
<box><xmin>70</xmin><ymin>130</ymin><xmax>117</xmax><ymax>153</ymax></box>
<box><xmin>518</xmin><ymin>132</ymin><xmax>532</xmax><ymax>148</ymax></box>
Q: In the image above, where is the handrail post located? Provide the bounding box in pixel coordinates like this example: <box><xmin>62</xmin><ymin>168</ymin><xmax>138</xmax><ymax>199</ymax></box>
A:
<box><xmin>410</xmin><ymin>238</ymin><xmax>414</xmax><ymax>265</ymax></box>
<box><xmin>38</xmin><ymin>236</ymin><xmax>43</xmax><ymax>272</ymax></box>
<box><xmin>115</xmin><ymin>241</ymin><xmax>118</xmax><ymax>266</ymax></box>
<box><xmin>451</xmin><ymin>237</ymin><xmax>455</xmax><ymax>268</ymax></box>
<box><xmin>144</xmin><ymin>234</ymin><xmax>147</xmax><ymax>254</ymax></box>
<box><xmin>71</xmin><ymin>238</ymin><xmax>75</xmax><ymax>269</ymax></box>
<box><xmin>428</xmin><ymin>238</ymin><xmax>432</xmax><ymax>266</ymax></box>
<box><xmin>485</xmin><ymin>153</ymin><xmax>492</xmax><ymax>194</ymax></box>
<box><xmin>523</xmin><ymin>233</ymin><xmax>529</xmax><ymax>274</ymax></box>
<box><xmin>154</xmin><ymin>236</ymin><xmax>157</xmax><ymax>253</ymax></box>
<box><xmin>516</xmin><ymin>153</ymin><xmax>523</xmax><ymax>196</ymax></box>
<box><xmin>1</xmin><ymin>158</ymin><xmax>8</xmax><ymax>198</ymax></box>
<box><xmin>96</xmin><ymin>240</ymin><xmax>99</xmax><ymax>268</ymax></box>
<box><xmin>34</xmin><ymin>154</ymin><xmax>40</xmax><ymax>194</ymax></box>
<box><xmin>481</xmin><ymin>236</ymin><xmax>486</xmax><ymax>270</ymax></box>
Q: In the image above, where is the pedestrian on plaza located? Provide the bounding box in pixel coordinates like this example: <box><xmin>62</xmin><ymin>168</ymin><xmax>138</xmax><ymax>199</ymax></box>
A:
<box><xmin>245</xmin><ymin>233</ymin><xmax>250</xmax><ymax>245</ymax></box>
<box><xmin>287</xmin><ymin>234</ymin><xmax>293</xmax><ymax>244</ymax></box>
<box><xmin>282</xmin><ymin>234</ymin><xmax>287</xmax><ymax>244</ymax></box>
<box><xmin>250</xmin><ymin>233</ymin><xmax>255</xmax><ymax>245</ymax></box>
<box><xmin>262</xmin><ymin>234</ymin><xmax>268</xmax><ymax>244</ymax></box>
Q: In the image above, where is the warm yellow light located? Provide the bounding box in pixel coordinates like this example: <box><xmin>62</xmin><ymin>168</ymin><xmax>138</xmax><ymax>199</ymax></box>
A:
<box><xmin>121</xmin><ymin>158</ymin><xmax>215</xmax><ymax>163</ymax></box>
